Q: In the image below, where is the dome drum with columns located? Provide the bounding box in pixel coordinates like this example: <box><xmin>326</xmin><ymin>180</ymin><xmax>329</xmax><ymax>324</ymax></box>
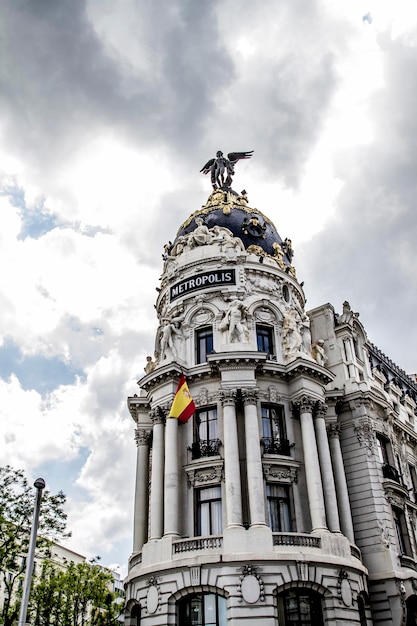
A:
<box><xmin>124</xmin><ymin>156</ymin><xmax>417</xmax><ymax>625</ymax></box>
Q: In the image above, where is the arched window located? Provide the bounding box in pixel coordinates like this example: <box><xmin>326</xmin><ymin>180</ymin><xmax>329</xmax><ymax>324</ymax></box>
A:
<box><xmin>357</xmin><ymin>593</ymin><xmax>367</xmax><ymax>626</ymax></box>
<box><xmin>277</xmin><ymin>588</ymin><xmax>324</xmax><ymax>626</ymax></box>
<box><xmin>196</xmin><ymin>326</ymin><xmax>214</xmax><ymax>364</ymax></box>
<box><xmin>177</xmin><ymin>593</ymin><xmax>226</xmax><ymax>626</ymax></box>
<box><xmin>131</xmin><ymin>603</ymin><xmax>141</xmax><ymax>626</ymax></box>
<box><xmin>406</xmin><ymin>595</ymin><xmax>417</xmax><ymax>626</ymax></box>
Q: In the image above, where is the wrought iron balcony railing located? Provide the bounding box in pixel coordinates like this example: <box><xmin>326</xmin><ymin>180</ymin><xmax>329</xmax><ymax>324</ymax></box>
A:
<box><xmin>190</xmin><ymin>438</ymin><xmax>222</xmax><ymax>460</ymax></box>
<box><xmin>382</xmin><ymin>463</ymin><xmax>401</xmax><ymax>484</ymax></box>
<box><xmin>261</xmin><ymin>437</ymin><xmax>291</xmax><ymax>456</ymax></box>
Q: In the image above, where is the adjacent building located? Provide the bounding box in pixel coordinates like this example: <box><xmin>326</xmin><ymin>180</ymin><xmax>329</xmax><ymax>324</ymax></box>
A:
<box><xmin>124</xmin><ymin>181</ymin><xmax>417</xmax><ymax>625</ymax></box>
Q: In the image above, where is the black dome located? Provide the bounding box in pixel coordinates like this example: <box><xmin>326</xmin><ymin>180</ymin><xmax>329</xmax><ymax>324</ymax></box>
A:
<box><xmin>174</xmin><ymin>188</ymin><xmax>292</xmax><ymax>265</ymax></box>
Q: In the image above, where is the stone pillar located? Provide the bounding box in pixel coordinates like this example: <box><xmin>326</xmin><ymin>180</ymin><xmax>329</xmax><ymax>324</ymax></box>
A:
<box><xmin>149</xmin><ymin>407</ymin><xmax>165</xmax><ymax>540</ymax></box>
<box><xmin>133</xmin><ymin>427</ymin><xmax>151</xmax><ymax>552</ymax></box>
<box><xmin>295</xmin><ymin>396</ymin><xmax>327</xmax><ymax>532</ymax></box>
<box><xmin>328</xmin><ymin>422</ymin><xmax>355</xmax><ymax>543</ymax></box>
<box><xmin>314</xmin><ymin>403</ymin><xmax>340</xmax><ymax>533</ymax></box>
<box><xmin>164</xmin><ymin>417</ymin><xmax>180</xmax><ymax>537</ymax></box>
<box><xmin>242</xmin><ymin>389</ymin><xmax>266</xmax><ymax>526</ymax></box>
<box><xmin>221</xmin><ymin>391</ymin><xmax>243</xmax><ymax>528</ymax></box>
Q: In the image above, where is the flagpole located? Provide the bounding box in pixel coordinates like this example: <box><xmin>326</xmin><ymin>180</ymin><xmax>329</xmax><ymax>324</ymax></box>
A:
<box><xmin>18</xmin><ymin>478</ymin><xmax>46</xmax><ymax>626</ymax></box>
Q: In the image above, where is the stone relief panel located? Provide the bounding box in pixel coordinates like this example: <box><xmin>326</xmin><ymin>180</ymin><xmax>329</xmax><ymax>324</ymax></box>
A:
<box><xmin>262</xmin><ymin>463</ymin><xmax>298</xmax><ymax>484</ymax></box>
<box><xmin>185</xmin><ymin>462</ymin><xmax>224</xmax><ymax>488</ymax></box>
<box><xmin>237</xmin><ymin>565</ymin><xmax>265</xmax><ymax>604</ymax></box>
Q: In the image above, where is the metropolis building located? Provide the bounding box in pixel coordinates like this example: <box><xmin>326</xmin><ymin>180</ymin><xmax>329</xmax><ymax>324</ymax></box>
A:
<box><xmin>124</xmin><ymin>159</ymin><xmax>417</xmax><ymax>625</ymax></box>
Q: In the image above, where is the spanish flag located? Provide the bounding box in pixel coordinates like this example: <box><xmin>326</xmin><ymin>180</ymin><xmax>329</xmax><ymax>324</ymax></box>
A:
<box><xmin>168</xmin><ymin>374</ymin><xmax>195</xmax><ymax>423</ymax></box>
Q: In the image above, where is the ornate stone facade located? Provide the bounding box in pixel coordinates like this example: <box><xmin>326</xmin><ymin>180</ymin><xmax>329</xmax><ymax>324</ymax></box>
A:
<box><xmin>124</xmin><ymin>184</ymin><xmax>417</xmax><ymax>625</ymax></box>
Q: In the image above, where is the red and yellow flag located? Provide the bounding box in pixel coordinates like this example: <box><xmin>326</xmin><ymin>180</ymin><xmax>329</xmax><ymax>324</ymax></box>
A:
<box><xmin>169</xmin><ymin>374</ymin><xmax>195</xmax><ymax>424</ymax></box>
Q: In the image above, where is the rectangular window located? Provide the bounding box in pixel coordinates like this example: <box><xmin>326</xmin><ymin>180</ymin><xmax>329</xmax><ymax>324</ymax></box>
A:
<box><xmin>261</xmin><ymin>405</ymin><xmax>289</xmax><ymax>455</ymax></box>
<box><xmin>409</xmin><ymin>465</ymin><xmax>417</xmax><ymax>502</ymax></box>
<box><xmin>256</xmin><ymin>325</ymin><xmax>274</xmax><ymax>356</ymax></box>
<box><xmin>267</xmin><ymin>484</ymin><xmax>292</xmax><ymax>532</ymax></box>
<box><xmin>192</xmin><ymin>408</ymin><xmax>220</xmax><ymax>459</ymax></box>
<box><xmin>196</xmin><ymin>326</ymin><xmax>214</xmax><ymax>364</ymax></box>
<box><xmin>392</xmin><ymin>507</ymin><xmax>410</xmax><ymax>555</ymax></box>
<box><xmin>376</xmin><ymin>435</ymin><xmax>390</xmax><ymax>465</ymax></box>
<box><xmin>196</xmin><ymin>486</ymin><xmax>222</xmax><ymax>536</ymax></box>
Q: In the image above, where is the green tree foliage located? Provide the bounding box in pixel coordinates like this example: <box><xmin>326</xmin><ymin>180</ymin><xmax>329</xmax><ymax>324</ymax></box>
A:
<box><xmin>0</xmin><ymin>466</ymin><xmax>69</xmax><ymax>626</ymax></box>
<box><xmin>30</xmin><ymin>560</ymin><xmax>121</xmax><ymax>626</ymax></box>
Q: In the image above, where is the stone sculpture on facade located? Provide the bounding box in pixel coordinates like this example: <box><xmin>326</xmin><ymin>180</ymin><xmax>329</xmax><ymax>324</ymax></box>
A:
<box><xmin>144</xmin><ymin>355</ymin><xmax>156</xmax><ymax>374</ymax></box>
<box><xmin>200</xmin><ymin>150</ymin><xmax>254</xmax><ymax>189</ymax></box>
<box><xmin>336</xmin><ymin>301</ymin><xmax>359</xmax><ymax>327</ymax></box>
<box><xmin>312</xmin><ymin>340</ymin><xmax>328</xmax><ymax>366</ymax></box>
<box><xmin>282</xmin><ymin>309</ymin><xmax>303</xmax><ymax>362</ymax></box>
<box><xmin>300</xmin><ymin>313</ymin><xmax>313</xmax><ymax>358</ymax></box>
<box><xmin>158</xmin><ymin>311</ymin><xmax>184</xmax><ymax>361</ymax></box>
<box><xmin>219</xmin><ymin>300</ymin><xmax>249</xmax><ymax>343</ymax></box>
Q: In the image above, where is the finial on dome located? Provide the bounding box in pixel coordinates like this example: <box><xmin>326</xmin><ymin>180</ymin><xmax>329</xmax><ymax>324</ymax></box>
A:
<box><xmin>200</xmin><ymin>150</ymin><xmax>254</xmax><ymax>190</ymax></box>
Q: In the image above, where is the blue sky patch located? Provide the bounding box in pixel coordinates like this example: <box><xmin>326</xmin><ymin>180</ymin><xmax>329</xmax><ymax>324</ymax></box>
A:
<box><xmin>0</xmin><ymin>338</ymin><xmax>85</xmax><ymax>394</ymax></box>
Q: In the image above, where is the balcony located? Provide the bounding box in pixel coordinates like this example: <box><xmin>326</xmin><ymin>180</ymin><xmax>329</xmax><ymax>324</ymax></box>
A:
<box><xmin>273</xmin><ymin>533</ymin><xmax>321</xmax><ymax>549</ymax></box>
<box><xmin>261</xmin><ymin>437</ymin><xmax>291</xmax><ymax>456</ymax></box>
<box><xmin>173</xmin><ymin>536</ymin><xmax>223</xmax><ymax>554</ymax></box>
<box><xmin>190</xmin><ymin>438</ymin><xmax>222</xmax><ymax>460</ymax></box>
<box><xmin>382</xmin><ymin>463</ymin><xmax>401</xmax><ymax>484</ymax></box>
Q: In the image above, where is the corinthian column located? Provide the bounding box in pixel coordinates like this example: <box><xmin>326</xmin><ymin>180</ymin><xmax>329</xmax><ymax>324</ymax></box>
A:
<box><xmin>221</xmin><ymin>390</ymin><xmax>243</xmax><ymax>528</ymax></box>
<box><xmin>164</xmin><ymin>417</ymin><xmax>180</xmax><ymax>537</ymax></box>
<box><xmin>295</xmin><ymin>396</ymin><xmax>327</xmax><ymax>532</ymax></box>
<box><xmin>242</xmin><ymin>389</ymin><xmax>266</xmax><ymax>526</ymax></box>
<box><xmin>314</xmin><ymin>403</ymin><xmax>340</xmax><ymax>533</ymax></box>
<box><xmin>133</xmin><ymin>428</ymin><xmax>151</xmax><ymax>552</ymax></box>
<box><xmin>328</xmin><ymin>423</ymin><xmax>355</xmax><ymax>543</ymax></box>
<box><xmin>149</xmin><ymin>407</ymin><xmax>166</xmax><ymax>540</ymax></box>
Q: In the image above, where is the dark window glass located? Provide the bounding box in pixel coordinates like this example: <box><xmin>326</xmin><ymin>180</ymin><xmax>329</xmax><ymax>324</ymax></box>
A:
<box><xmin>256</xmin><ymin>325</ymin><xmax>274</xmax><ymax>355</ymax></box>
<box><xmin>196</xmin><ymin>486</ymin><xmax>222</xmax><ymax>536</ymax></box>
<box><xmin>279</xmin><ymin>589</ymin><xmax>324</xmax><ymax>626</ymax></box>
<box><xmin>376</xmin><ymin>435</ymin><xmax>390</xmax><ymax>465</ymax></box>
<box><xmin>393</xmin><ymin>506</ymin><xmax>410</xmax><ymax>555</ymax></box>
<box><xmin>192</xmin><ymin>408</ymin><xmax>220</xmax><ymax>459</ymax></box>
<box><xmin>267</xmin><ymin>484</ymin><xmax>292</xmax><ymax>532</ymax></box>
<box><xmin>196</xmin><ymin>327</ymin><xmax>214</xmax><ymax>364</ymax></box>
<box><xmin>357</xmin><ymin>595</ymin><xmax>367</xmax><ymax>626</ymax></box>
<box><xmin>177</xmin><ymin>593</ymin><xmax>226</xmax><ymax>626</ymax></box>
<box><xmin>261</xmin><ymin>405</ymin><xmax>290</xmax><ymax>455</ymax></box>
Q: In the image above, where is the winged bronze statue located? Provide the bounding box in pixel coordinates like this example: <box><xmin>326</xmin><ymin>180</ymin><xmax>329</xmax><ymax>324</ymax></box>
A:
<box><xmin>200</xmin><ymin>150</ymin><xmax>254</xmax><ymax>189</ymax></box>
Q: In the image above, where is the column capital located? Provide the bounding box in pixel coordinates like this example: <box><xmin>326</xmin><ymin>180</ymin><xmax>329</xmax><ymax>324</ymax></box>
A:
<box><xmin>150</xmin><ymin>405</ymin><xmax>167</xmax><ymax>424</ymax></box>
<box><xmin>241</xmin><ymin>388</ymin><xmax>259</xmax><ymax>406</ymax></box>
<box><xmin>327</xmin><ymin>422</ymin><xmax>340</xmax><ymax>438</ymax></box>
<box><xmin>314</xmin><ymin>401</ymin><xmax>328</xmax><ymax>419</ymax></box>
<box><xmin>134</xmin><ymin>428</ymin><xmax>152</xmax><ymax>446</ymax></box>
<box><xmin>291</xmin><ymin>394</ymin><xmax>316</xmax><ymax>416</ymax></box>
<box><xmin>220</xmin><ymin>389</ymin><xmax>237</xmax><ymax>406</ymax></box>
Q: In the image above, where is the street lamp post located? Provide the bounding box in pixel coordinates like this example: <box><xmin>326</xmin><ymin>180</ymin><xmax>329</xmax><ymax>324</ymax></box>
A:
<box><xmin>18</xmin><ymin>477</ymin><xmax>46</xmax><ymax>626</ymax></box>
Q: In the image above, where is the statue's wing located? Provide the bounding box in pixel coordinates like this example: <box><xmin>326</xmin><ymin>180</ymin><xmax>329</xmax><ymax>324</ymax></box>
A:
<box><xmin>200</xmin><ymin>158</ymin><xmax>215</xmax><ymax>175</ymax></box>
<box><xmin>227</xmin><ymin>151</ymin><xmax>254</xmax><ymax>165</ymax></box>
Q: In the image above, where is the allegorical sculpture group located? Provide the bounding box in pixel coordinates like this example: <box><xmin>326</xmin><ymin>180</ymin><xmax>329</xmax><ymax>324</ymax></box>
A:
<box><xmin>200</xmin><ymin>150</ymin><xmax>253</xmax><ymax>189</ymax></box>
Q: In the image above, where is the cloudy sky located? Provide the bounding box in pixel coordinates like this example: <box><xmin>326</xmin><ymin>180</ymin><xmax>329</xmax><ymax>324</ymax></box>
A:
<box><xmin>1</xmin><ymin>0</ymin><xmax>416</xmax><ymax>573</ymax></box>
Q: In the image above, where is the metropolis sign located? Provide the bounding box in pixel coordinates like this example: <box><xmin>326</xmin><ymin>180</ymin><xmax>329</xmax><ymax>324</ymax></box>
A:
<box><xmin>170</xmin><ymin>269</ymin><xmax>236</xmax><ymax>301</ymax></box>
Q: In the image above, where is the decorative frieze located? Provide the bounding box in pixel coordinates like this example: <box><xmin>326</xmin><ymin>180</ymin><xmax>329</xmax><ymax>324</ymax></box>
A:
<box><xmin>185</xmin><ymin>462</ymin><xmax>224</xmax><ymax>487</ymax></box>
<box><xmin>263</xmin><ymin>463</ymin><xmax>298</xmax><ymax>484</ymax></box>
